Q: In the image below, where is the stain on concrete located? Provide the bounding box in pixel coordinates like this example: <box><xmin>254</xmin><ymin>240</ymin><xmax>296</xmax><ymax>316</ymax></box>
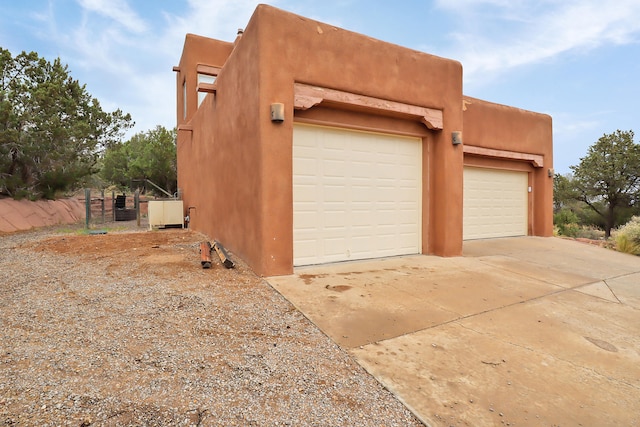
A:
<box><xmin>584</xmin><ymin>336</ymin><xmax>618</xmax><ymax>352</ymax></box>
<box><xmin>325</xmin><ymin>285</ymin><xmax>352</xmax><ymax>292</ymax></box>
<box><xmin>298</xmin><ymin>273</ymin><xmax>327</xmax><ymax>284</ymax></box>
<box><xmin>337</xmin><ymin>271</ymin><xmax>365</xmax><ymax>276</ymax></box>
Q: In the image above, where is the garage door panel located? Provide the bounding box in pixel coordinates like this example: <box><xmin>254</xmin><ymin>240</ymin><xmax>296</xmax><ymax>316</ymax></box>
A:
<box><xmin>397</xmin><ymin>209</ymin><xmax>419</xmax><ymax>223</ymax></box>
<box><xmin>351</xmin><ymin>211</ymin><xmax>373</xmax><ymax>224</ymax></box>
<box><xmin>377</xmin><ymin>187</ymin><xmax>397</xmax><ymax>201</ymax></box>
<box><xmin>463</xmin><ymin>167</ymin><xmax>528</xmax><ymax>240</ymax></box>
<box><xmin>295</xmin><ymin>159</ymin><xmax>317</xmax><ymax>173</ymax></box>
<box><xmin>295</xmin><ymin>211</ymin><xmax>319</xmax><ymax>228</ymax></box>
<box><xmin>324</xmin><ymin>212</ymin><xmax>346</xmax><ymax>228</ymax></box>
<box><xmin>352</xmin><ymin>165</ymin><xmax>372</xmax><ymax>178</ymax></box>
<box><xmin>324</xmin><ymin>186</ymin><xmax>347</xmax><ymax>202</ymax></box>
<box><xmin>293</xmin><ymin>124</ymin><xmax>422</xmax><ymax>266</ymax></box>
<box><xmin>398</xmin><ymin>185</ymin><xmax>419</xmax><ymax>197</ymax></box>
<box><xmin>324</xmin><ymin>159</ymin><xmax>346</xmax><ymax>175</ymax></box>
<box><xmin>294</xmin><ymin>242</ymin><xmax>316</xmax><ymax>264</ymax></box>
<box><xmin>294</xmin><ymin>192</ymin><xmax>316</xmax><ymax>204</ymax></box>
<box><xmin>352</xmin><ymin>192</ymin><xmax>372</xmax><ymax>203</ymax></box>
<box><xmin>377</xmin><ymin>214</ymin><xmax>397</xmax><ymax>226</ymax></box>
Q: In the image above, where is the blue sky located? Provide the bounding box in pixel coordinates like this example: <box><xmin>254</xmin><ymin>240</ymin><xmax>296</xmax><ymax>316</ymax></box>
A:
<box><xmin>1</xmin><ymin>1</ymin><xmax>639</xmax><ymax>173</ymax></box>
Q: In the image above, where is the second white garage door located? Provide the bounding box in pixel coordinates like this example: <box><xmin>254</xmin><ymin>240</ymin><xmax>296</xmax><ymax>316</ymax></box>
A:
<box><xmin>293</xmin><ymin>124</ymin><xmax>422</xmax><ymax>266</ymax></box>
<box><xmin>463</xmin><ymin>167</ymin><xmax>528</xmax><ymax>240</ymax></box>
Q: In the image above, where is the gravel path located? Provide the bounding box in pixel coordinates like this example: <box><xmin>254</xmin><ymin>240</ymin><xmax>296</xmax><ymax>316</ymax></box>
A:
<box><xmin>0</xmin><ymin>225</ymin><xmax>423</xmax><ymax>426</ymax></box>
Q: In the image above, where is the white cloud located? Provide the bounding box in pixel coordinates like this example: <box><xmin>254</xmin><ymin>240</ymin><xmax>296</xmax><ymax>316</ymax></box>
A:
<box><xmin>160</xmin><ymin>0</ymin><xmax>269</xmax><ymax>55</ymax></box>
<box><xmin>554</xmin><ymin>116</ymin><xmax>602</xmax><ymax>136</ymax></box>
<box><xmin>149</xmin><ymin>1</ymin><xmax>272</xmax><ymax>132</ymax></box>
<box><xmin>44</xmin><ymin>1</ymin><xmax>256</xmax><ymax>131</ymax></box>
<box><xmin>434</xmin><ymin>0</ymin><xmax>640</xmax><ymax>80</ymax></box>
<box><xmin>76</xmin><ymin>0</ymin><xmax>147</xmax><ymax>33</ymax></box>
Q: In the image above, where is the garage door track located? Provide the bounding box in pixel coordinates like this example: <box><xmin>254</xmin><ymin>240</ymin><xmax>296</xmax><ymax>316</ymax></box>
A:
<box><xmin>267</xmin><ymin>237</ymin><xmax>640</xmax><ymax>426</ymax></box>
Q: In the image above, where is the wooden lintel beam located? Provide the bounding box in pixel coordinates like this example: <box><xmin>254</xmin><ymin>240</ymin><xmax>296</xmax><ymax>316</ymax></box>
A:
<box><xmin>197</xmin><ymin>82</ymin><xmax>217</xmax><ymax>94</ymax></box>
<box><xmin>294</xmin><ymin>94</ymin><xmax>323</xmax><ymax>110</ymax></box>
<box><xmin>196</xmin><ymin>64</ymin><xmax>222</xmax><ymax>76</ymax></box>
<box><xmin>463</xmin><ymin>145</ymin><xmax>544</xmax><ymax>168</ymax></box>
<box><xmin>293</xmin><ymin>83</ymin><xmax>443</xmax><ymax>129</ymax></box>
<box><xmin>293</xmin><ymin>83</ymin><xmax>443</xmax><ymax>130</ymax></box>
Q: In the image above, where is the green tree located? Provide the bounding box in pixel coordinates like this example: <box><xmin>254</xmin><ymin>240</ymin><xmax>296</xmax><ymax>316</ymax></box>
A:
<box><xmin>0</xmin><ymin>48</ymin><xmax>133</xmax><ymax>199</ymax></box>
<box><xmin>570</xmin><ymin>130</ymin><xmax>640</xmax><ymax>237</ymax></box>
<box><xmin>553</xmin><ymin>173</ymin><xmax>580</xmax><ymax>212</ymax></box>
<box><xmin>101</xmin><ymin>126</ymin><xmax>177</xmax><ymax>195</ymax></box>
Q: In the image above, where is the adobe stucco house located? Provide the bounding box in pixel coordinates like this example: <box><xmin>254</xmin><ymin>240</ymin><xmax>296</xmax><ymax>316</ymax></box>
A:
<box><xmin>174</xmin><ymin>4</ymin><xmax>553</xmax><ymax>277</ymax></box>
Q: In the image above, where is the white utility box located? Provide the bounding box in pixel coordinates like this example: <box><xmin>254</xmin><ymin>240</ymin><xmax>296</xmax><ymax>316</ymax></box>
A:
<box><xmin>148</xmin><ymin>200</ymin><xmax>184</xmax><ymax>230</ymax></box>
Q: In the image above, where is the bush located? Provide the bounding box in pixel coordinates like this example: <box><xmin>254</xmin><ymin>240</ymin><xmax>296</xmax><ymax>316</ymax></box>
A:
<box><xmin>612</xmin><ymin>216</ymin><xmax>640</xmax><ymax>255</ymax></box>
<box><xmin>575</xmin><ymin>226</ymin><xmax>605</xmax><ymax>240</ymax></box>
<box><xmin>614</xmin><ymin>234</ymin><xmax>640</xmax><ymax>255</ymax></box>
<box><xmin>554</xmin><ymin>209</ymin><xmax>581</xmax><ymax>237</ymax></box>
<box><xmin>560</xmin><ymin>223</ymin><xmax>581</xmax><ymax>237</ymax></box>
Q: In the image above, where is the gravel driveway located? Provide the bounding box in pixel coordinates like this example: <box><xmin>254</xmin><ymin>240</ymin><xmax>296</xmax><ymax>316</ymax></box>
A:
<box><xmin>0</xmin><ymin>226</ymin><xmax>422</xmax><ymax>426</ymax></box>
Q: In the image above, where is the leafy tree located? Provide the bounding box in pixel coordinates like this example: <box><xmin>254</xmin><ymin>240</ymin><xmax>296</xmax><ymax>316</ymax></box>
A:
<box><xmin>553</xmin><ymin>173</ymin><xmax>596</xmax><ymax>233</ymax></box>
<box><xmin>570</xmin><ymin>130</ymin><xmax>640</xmax><ymax>237</ymax></box>
<box><xmin>101</xmin><ymin>126</ymin><xmax>177</xmax><ymax>195</ymax></box>
<box><xmin>553</xmin><ymin>173</ymin><xmax>580</xmax><ymax>212</ymax></box>
<box><xmin>0</xmin><ymin>48</ymin><xmax>133</xmax><ymax>199</ymax></box>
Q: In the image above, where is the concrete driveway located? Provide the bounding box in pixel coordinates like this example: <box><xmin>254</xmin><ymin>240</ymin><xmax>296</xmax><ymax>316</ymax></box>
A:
<box><xmin>267</xmin><ymin>237</ymin><xmax>640</xmax><ymax>426</ymax></box>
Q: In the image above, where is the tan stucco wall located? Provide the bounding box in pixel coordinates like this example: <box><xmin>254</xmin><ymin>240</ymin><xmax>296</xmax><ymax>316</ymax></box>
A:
<box><xmin>462</xmin><ymin>97</ymin><xmax>554</xmax><ymax>237</ymax></box>
<box><xmin>176</xmin><ymin>28</ymin><xmax>264</xmax><ymax>274</ymax></box>
<box><xmin>175</xmin><ymin>5</ymin><xmax>552</xmax><ymax>276</ymax></box>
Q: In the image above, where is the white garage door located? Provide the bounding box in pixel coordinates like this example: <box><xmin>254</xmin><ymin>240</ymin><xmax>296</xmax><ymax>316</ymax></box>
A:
<box><xmin>293</xmin><ymin>124</ymin><xmax>422</xmax><ymax>266</ymax></box>
<box><xmin>463</xmin><ymin>167</ymin><xmax>528</xmax><ymax>240</ymax></box>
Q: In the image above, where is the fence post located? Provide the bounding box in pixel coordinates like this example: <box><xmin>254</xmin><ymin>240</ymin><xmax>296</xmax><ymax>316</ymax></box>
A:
<box><xmin>84</xmin><ymin>188</ymin><xmax>91</xmax><ymax>229</ymax></box>
<box><xmin>101</xmin><ymin>189</ymin><xmax>105</xmax><ymax>223</ymax></box>
<box><xmin>135</xmin><ymin>189</ymin><xmax>140</xmax><ymax>227</ymax></box>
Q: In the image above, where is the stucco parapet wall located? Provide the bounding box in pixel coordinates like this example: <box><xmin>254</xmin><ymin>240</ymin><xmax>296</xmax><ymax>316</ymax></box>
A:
<box><xmin>463</xmin><ymin>96</ymin><xmax>550</xmax><ymax>118</ymax></box>
<box><xmin>463</xmin><ymin>145</ymin><xmax>544</xmax><ymax>168</ymax></box>
<box><xmin>294</xmin><ymin>83</ymin><xmax>443</xmax><ymax>130</ymax></box>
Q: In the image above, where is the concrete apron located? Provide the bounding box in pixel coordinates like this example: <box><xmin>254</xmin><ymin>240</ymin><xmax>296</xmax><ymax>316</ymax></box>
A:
<box><xmin>267</xmin><ymin>237</ymin><xmax>640</xmax><ymax>427</ymax></box>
